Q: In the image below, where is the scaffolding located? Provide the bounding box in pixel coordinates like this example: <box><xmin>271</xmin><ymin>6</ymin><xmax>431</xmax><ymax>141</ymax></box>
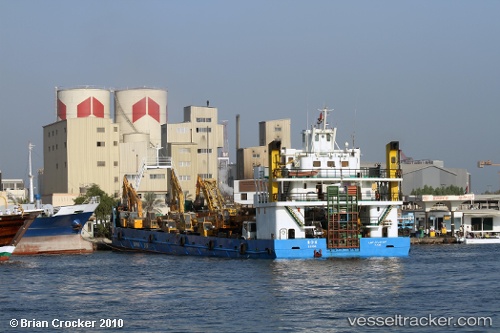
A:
<box><xmin>327</xmin><ymin>185</ymin><xmax>360</xmax><ymax>249</ymax></box>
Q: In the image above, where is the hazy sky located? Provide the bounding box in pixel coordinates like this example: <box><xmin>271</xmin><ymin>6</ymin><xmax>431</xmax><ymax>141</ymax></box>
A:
<box><xmin>1</xmin><ymin>1</ymin><xmax>499</xmax><ymax>194</ymax></box>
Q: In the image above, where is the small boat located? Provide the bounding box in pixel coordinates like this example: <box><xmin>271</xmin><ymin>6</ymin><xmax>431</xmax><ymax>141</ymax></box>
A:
<box><xmin>463</xmin><ymin>237</ymin><xmax>500</xmax><ymax>245</ymax></box>
<box><xmin>0</xmin><ymin>209</ymin><xmax>41</xmax><ymax>260</ymax></box>
<box><xmin>111</xmin><ymin>107</ymin><xmax>410</xmax><ymax>259</ymax></box>
<box><xmin>462</xmin><ymin>231</ymin><xmax>500</xmax><ymax>244</ymax></box>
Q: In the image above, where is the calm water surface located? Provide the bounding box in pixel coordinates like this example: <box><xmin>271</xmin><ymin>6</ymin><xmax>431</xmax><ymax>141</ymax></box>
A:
<box><xmin>1</xmin><ymin>244</ymin><xmax>499</xmax><ymax>332</ymax></box>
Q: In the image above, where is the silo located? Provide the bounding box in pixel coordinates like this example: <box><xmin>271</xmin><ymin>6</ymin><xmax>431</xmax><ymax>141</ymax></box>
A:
<box><xmin>57</xmin><ymin>87</ymin><xmax>111</xmax><ymax>121</ymax></box>
<box><xmin>114</xmin><ymin>88</ymin><xmax>167</xmax><ymax>146</ymax></box>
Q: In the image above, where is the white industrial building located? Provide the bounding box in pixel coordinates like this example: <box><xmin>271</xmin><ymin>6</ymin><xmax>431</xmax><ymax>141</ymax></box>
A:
<box><xmin>163</xmin><ymin>105</ymin><xmax>224</xmax><ymax>199</ymax></box>
<box><xmin>39</xmin><ymin>87</ymin><xmax>228</xmax><ymax>208</ymax></box>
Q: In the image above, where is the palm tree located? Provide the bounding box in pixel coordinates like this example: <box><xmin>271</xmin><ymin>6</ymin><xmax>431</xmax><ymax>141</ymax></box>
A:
<box><xmin>142</xmin><ymin>192</ymin><xmax>166</xmax><ymax>216</ymax></box>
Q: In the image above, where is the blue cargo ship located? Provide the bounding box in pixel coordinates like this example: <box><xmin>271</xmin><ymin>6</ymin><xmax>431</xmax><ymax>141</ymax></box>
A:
<box><xmin>14</xmin><ymin>197</ymin><xmax>100</xmax><ymax>255</ymax></box>
<box><xmin>111</xmin><ymin>107</ymin><xmax>410</xmax><ymax>259</ymax></box>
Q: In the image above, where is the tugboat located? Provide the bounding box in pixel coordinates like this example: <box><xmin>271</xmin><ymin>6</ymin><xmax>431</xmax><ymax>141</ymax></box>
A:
<box><xmin>111</xmin><ymin>107</ymin><xmax>410</xmax><ymax>259</ymax></box>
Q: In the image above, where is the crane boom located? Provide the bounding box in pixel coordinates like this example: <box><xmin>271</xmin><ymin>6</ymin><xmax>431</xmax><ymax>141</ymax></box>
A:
<box><xmin>122</xmin><ymin>176</ymin><xmax>143</xmax><ymax>216</ymax></box>
<box><xmin>478</xmin><ymin>160</ymin><xmax>500</xmax><ymax>168</ymax></box>
<box><xmin>170</xmin><ymin>169</ymin><xmax>184</xmax><ymax>214</ymax></box>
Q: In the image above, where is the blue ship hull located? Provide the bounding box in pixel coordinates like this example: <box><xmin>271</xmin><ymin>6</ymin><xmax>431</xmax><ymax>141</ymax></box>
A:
<box><xmin>14</xmin><ymin>204</ymin><xmax>98</xmax><ymax>255</ymax></box>
<box><xmin>112</xmin><ymin>227</ymin><xmax>410</xmax><ymax>259</ymax></box>
<box><xmin>22</xmin><ymin>211</ymin><xmax>95</xmax><ymax>237</ymax></box>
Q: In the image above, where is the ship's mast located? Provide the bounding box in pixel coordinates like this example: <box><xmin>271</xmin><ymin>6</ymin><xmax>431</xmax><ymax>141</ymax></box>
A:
<box><xmin>28</xmin><ymin>142</ymin><xmax>34</xmax><ymax>203</ymax></box>
<box><xmin>317</xmin><ymin>107</ymin><xmax>334</xmax><ymax>130</ymax></box>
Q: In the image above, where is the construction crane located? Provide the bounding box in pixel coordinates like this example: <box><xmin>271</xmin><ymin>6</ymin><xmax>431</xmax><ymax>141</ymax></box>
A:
<box><xmin>478</xmin><ymin>160</ymin><xmax>500</xmax><ymax>168</ymax></box>
<box><xmin>169</xmin><ymin>169</ymin><xmax>185</xmax><ymax>214</ymax></box>
<box><xmin>121</xmin><ymin>176</ymin><xmax>144</xmax><ymax>228</ymax></box>
<box><xmin>196</xmin><ymin>176</ymin><xmax>238</xmax><ymax>229</ymax></box>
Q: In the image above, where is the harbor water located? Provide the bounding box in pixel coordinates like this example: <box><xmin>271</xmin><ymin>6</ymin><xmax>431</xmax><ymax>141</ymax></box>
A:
<box><xmin>2</xmin><ymin>244</ymin><xmax>499</xmax><ymax>332</ymax></box>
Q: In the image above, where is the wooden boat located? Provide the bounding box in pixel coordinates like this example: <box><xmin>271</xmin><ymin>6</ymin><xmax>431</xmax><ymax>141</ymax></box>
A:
<box><xmin>0</xmin><ymin>209</ymin><xmax>41</xmax><ymax>260</ymax></box>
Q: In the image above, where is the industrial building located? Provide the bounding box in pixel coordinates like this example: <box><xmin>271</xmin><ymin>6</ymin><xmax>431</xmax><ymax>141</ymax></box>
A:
<box><xmin>236</xmin><ymin>118</ymin><xmax>291</xmax><ymax>180</ymax></box>
<box><xmin>163</xmin><ymin>105</ymin><xmax>224</xmax><ymax>199</ymax></box>
<box><xmin>400</xmin><ymin>159</ymin><xmax>471</xmax><ymax>197</ymax></box>
<box><xmin>39</xmin><ymin>87</ymin><xmax>229</xmax><ymax>209</ymax></box>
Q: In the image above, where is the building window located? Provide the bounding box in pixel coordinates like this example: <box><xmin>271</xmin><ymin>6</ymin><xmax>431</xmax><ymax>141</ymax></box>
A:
<box><xmin>179</xmin><ymin>148</ymin><xmax>191</xmax><ymax>153</ymax></box>
<box><xmin>97</xmin><ymin>161</ymin><xmax>106</xmax><ymax>167</ymax></box>
<box><xmin>327</xmin><ymin>161</ymin><xmax>335</xmax><ymax>167</ymax></box>
<box><xmin>48</xmin><ymin>132</ymin><xmax>50</xmax><ymax>137</ymax></box>
<box><xmin>252</xmin><ymin>153</ymin><xmax>260</xmax><ymax>158</ymax></box>
<box><xmin>114</xmin><ymin>141</ymin><xmax>118</xmax><ymax>146</ymax></box>
<box><xmin>176</xmin><ymin>127</ymin><xmax>187</xmax><ymax>133</ymax></box>
<box><xmin>196</xmin><ymin>117</ymin><xmax>212</xmax><ymax>122</ymax></box>
<box><xmin>197</xmin><ymin>149</ymin><xmax>212</xmax><ymax>154</ymax></box>
<box><xmin>114</xmin><ymin>177</ymin><xmax>119</xmax><ymax>183</ymax></box>
<box><xmin>64</xmin><ymin>142</ymin><xmax>67</xmax><ymax>148</ymax></box>
<box><xmin>313</xmin><ymin>161</ymin><xmax>321</xmax><ymax>167</ymax></box>
<box><xmin>241</xmin><ymin>193</ymin><xmax>248</xmax><ymax>200</ymax></box>
<box><xmin>114</xmin><ymin>161</ymin><xmax>118</xmax><ymax>167</ymax></box>
<box><xmin>97</xmin><ymin>127</ymin><xmax>105</xmax><ymax>133</ymax></box>
<box><xmin>341</xmin><ymin>161</ymin><xmax>349</xmax><ymax>168</ymax></box>
<box><xmin>196</xmin><ymin>127</ymin><xmax>211</xmax><ymax>133</ymax></box>
<box><xmin>150</xmin><ymin>174</ymin><xmax>166</xmax><ymax>180</ymax></box>
<box><xmin>114</xmin><ymin>127</ymin><xmax>118</xmax><ymax>132</ymax></box>
<box><xmin>56</xmin><ymin>163</ymin><xmax>58</xmax><ymax>169</ymax></box>
<box><xmin>179</xmin><ymin>161</ymin><xmax>191</xmax><ymax>167</ymax></box>
<box><xmin>198</xmin><ymin>174</ymin><xmax>212</xmax><ymax>179</ymax></box>
<box><xmin>275</xmin><ymin>127</ymin><xmax>282</xmax><ymax>132</ymax></box>
<box><xmin>97</xmin><ymin>141</ymin><xmax>105</xmax><ymax>147</ymax></box>
<box><xmin>179</xmin><ymin>175</ymin><xmax>191</xmax><ymax>181</ymax></box>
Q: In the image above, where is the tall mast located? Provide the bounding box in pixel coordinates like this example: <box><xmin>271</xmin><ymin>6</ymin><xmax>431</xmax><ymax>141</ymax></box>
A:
<box><xmin>319</xmin><ymin>107</ymin><xmax>334</xmax><ymax>130</ymax></box>
<box><xmin>28</xmin><ymin>142</ymin><xmax>34</xmax><ymax>203</ymax></box>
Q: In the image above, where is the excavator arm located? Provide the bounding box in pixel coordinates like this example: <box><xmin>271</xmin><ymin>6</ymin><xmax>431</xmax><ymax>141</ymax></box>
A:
<box><xmin>122</xmin><ymin>176</ymin><xmax>143</xmax><ymax>217</ymax></box>
<box><xmin>170</xmin><ymin>169</ymin><xmax>184</xmax><ymax>214</ymax></box>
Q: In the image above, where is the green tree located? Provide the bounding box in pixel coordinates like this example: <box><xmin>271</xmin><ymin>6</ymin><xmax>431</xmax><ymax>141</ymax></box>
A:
<box><xmin>74</xmin><ymin>184</ymin><xmax>117</xmax><ymax>222</ymax></box>
<box><xmin>74</xmin><ymin>184</ymin><xmax>117</xmax><ymax>239</ymax></box>
<box><xmin>410</xmin><ymin>185</ymin><xmax>464</xmax><ymax>196</ymax></box>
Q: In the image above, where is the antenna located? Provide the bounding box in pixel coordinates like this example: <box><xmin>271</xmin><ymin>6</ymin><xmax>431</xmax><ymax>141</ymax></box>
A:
<box><xmin>28</xmin><ymin>142</ymin><xmax>34</xmax><ymax>203</ymax></box>
<box><xmin>352</xmin><ymin>104</ymin><xmax>357</xmax><ymax>147</ymax></box>
<box><xmin>352</xmin><ymin>94</ymin><xmax>358</xmax><ymax>147</ymax></box>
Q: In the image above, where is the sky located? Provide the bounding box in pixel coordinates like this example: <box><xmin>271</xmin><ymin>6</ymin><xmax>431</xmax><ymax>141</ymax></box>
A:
<box><xmin>1</xmin><ymin>0</ymin><xmax>499</xmax><ymax>194</ymax></box>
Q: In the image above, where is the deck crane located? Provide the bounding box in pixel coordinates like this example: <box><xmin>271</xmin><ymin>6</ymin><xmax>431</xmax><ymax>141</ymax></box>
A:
<box><xmin>121</xmin><ymin>175</ymin><xmax>144</xmax><ymax>228</ymax></box>
<box><xmin>196</xmin><ymin>176</ymin><xmax>238</xmax><ymax>230</ymax></box>
<box><xmin>162</xmin><ymin>169</ymin><xmax>195</xmax><ymax>233</ymax></box>
<box><xmin>169</xmin><ymin>169</ymin><xmax>185</xmax><ymax>214</ymax></box>
<box><xmin>478</xmin><ymin>160</ymin><xmax>500</xmax><ymax>168</ymax></box>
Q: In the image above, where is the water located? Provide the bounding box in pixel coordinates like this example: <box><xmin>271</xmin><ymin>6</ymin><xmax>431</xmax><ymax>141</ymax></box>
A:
<box><xmin>1</xmin><ymin>244</ymin><xmax>499</xmax><ymax>332</ymax></box>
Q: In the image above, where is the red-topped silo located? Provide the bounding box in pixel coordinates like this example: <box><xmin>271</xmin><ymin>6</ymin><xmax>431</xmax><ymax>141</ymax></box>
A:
<box><xmin>114</xmin><ymin>88</ymin><xmax>167</xmax><ymax>146</ymax></box>
<box><xmin>56</xmin><ymin>87</ymin><xmax>111</xmax><ymax>121</ymax></box>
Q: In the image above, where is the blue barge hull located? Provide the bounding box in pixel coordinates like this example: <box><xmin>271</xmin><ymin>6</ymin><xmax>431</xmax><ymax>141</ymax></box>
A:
<box><xmin>112</xmin><ymin>227</ymin><xmax>410</xmax><ymax>259</ymax></box>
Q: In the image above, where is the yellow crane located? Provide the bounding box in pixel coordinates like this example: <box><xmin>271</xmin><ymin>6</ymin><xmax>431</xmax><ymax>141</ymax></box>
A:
<box><xmin>169</xmin><ymin>169</ymin><xmax>185</xmax><ymax>214</ymax></box>
<box><xmin>196</xmin><ymin>176</ymin><xmax>238</xmax><ymax>229</ymax></box>
<box><xmin>121</xmin><ymin>176</ymin><xmax>144</xmax><ymax>228</ymax></box>
<box><xmin>478</xmin><ymin>160</ymin><xmax>500</xmax><ymax>168</ymax></box>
